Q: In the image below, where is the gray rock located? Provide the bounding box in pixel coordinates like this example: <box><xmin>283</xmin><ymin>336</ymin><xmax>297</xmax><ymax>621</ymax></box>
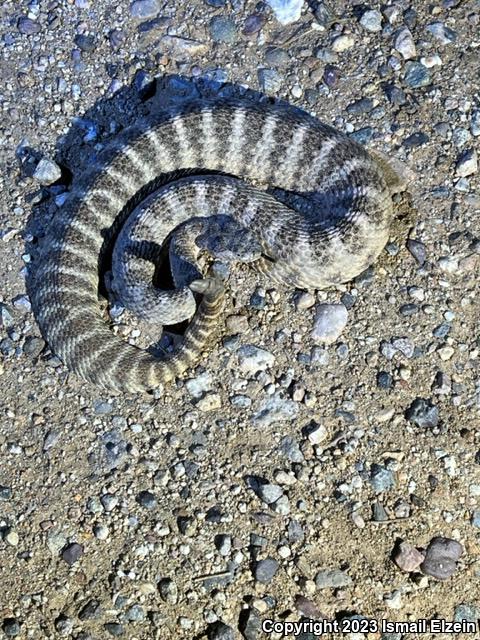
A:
<box><xmin>185</xmin><ymin>372</ymin><xmax>213</xmax><ymax>399</ymax></box>
<box><xmin>406</xmin><ymin>239</ymin><xmax>426</xmax><ymax>264</ymax></box>
<box><xmin>207</xmin><ymin>621</ymin><xmax>236</xmax><ymax>640</ymax></box>
<box><xmin>100</xmin><ymin>493</ymin><xmax>118</xmax><ymax>512</ymax></box>
<box><xmin>55</xmin><ymin>616</ymin><xmax>74</xmax><ymax>634</ymax></box>
<box><xmin>23</xmin><ymin>336</ymin><xmax>45</xmax><ymax>358</ymax></box>
<box><xmin>78</xmin><ymin>600</ymin><xmax>101</xmax><ymax>620</ymax></box>
<box><xmin>33</xmin><ymin>158</ymin><xmax>62</xmax><ymax>185</ymax></box>
<box><xmin>258</xmin><ymin>68</ymin><xmax>282</xmax><ymax>93</ymax></box>
<box><xmin>294</xmin><ymin>594</ymin><xmax>323</xmax><ymax>618</ymax></box>
<box><xmin>278</xmin><ymin>436</ymin><xmax>304</xmax><ymax>463</ymax></box>
<box><xmin>426</xmin><ymin>22</ymin><xmax>457</xmax><ymax>45</ymax></box>
<box><xmin>455</xmin><ymin>148</ymin><xmax>478</xmax><ymax>177</ymax></box>
<box><xmin>61</xmin><ymin>542</ymin><xmax>84</xmax><ymax>565</ymax></box>
<box><xmin>254</xmin><ymin>482</ymin><xmax>284</xmax><ymax>504</ymax></box>
<box><xmin>394</xmin><ymin>27</ymin><xmax>416</xmax><ymax>60</ymax></box>
<box><xmin>287</xmin><ymin>520</ymin><xmax>304</xmax><ymax>543</ymax></box>
<box><xmin>369</xmin><ymin>464</ymin><xmax>395</xmax><ymax>493</ymax></box>
<box><xmin>93</xmin><ymin>524</ymin><xmax>109</xmax><ymax>540</ymax></box>
<box><xmin>471</xmin><ymin>510</ymin><xmax>480</xmax><ymax>528</ymax></box>
<box><xmin>243</xmin><ymin>14</ymin><xmax>265</xmax><ymax>35</ymax></box>
<box><xmin>130</xmin><ymin>0</ymin><xmax>160</xmax><ymax>19</ymax></box>
<box><xmin>93</xmin><ymin>400</ymin><xmax>113</xmax><ymax>415</ymax></box>
<box><xmin>230</xmin><ymin>394</ymin><xmax>252</xmax><ymax>408</ymax></box>
<box><xmin>253</xmin><ymin>393</ymin><xmax>299</xmax><ymax>426</ymax></box>
<box><xmin>454</xmin><ymin>603</ymin><xmax>480</xmax><ymax>624</ymax></box>
<box><xmin>239</xmin><ymin>608</ymin><xmax>262</xmax><ymax>640</ymax></box>
<box><xmin>359</xmin><ymin>10</ymin><xmax>382</xmax><ymax>32</ymax></box>
<box><xmin>126</xmin><ymin>605</ymin><xmax>145</xmax><ymax>622</ymax></box>
<box><xmin>420</xmin><ymin>537</ymin><xmax>463</xmax><ymax>580</ymax></box>
<box><xmin>309</xmin><ymin>423</ymin><xmax>329</xmax><ymax>447</ymax></box>
<box><xmin>0</xmin><ymin>303</ymin><xmax>14</xmax><ymax>328</ymax></box>
<box><xmin>372</xmin><ymin>501</ymin><xmax>389</xmax><ymax>522</ymax></box>
<box><xmin>12</xmin><ymin>294</ymin><xmax>31</xmax><ymax>313</ymax></box>
<box><xmin>314</xmin><ymin>1</ymin><xmax>336</xmax><ymax>28</ymax></box>
<box><xmin>312</xmin><ymin>303</ymin><xmax>348</xmax><ymax>344</ymax></box>
<box><xmin>405</xmin><ymin>398</ymin><xmax>439</xmax><ymax>428</ymax></box>
<box><xmin>74</xmin><ymin>34</ymin><xmax>96</xmax><ymax>52</ymax></box>
<box><xmin>136</xmin><ymin>490</ymin><xmax>157</xmax><ymax>509</ymax></box>
<box><xmin>471</xmin><ymin>110</ymin><xmax>480</xmax><ymax>137</ymax></box>
<box><xmin>104</xmin><ymin>623</ymin><xmax>124</xmax><ymax>637</ymax></box>
<box><xmin>266</xmin><ymin>0</ymin><xmax>304</xmax><ymax>25</ymax></box>
<box><xmin>323</xmin><ymin>64</ymin><xmax>339</xmax><ymax>88</ymax></box>
<box><xmin>215</xmin><ymin>534</ymin><xmax>232</xmax><ymax>556</ymax></box>
<box><xmin>391</xmin><ymin>337</ymin><xmax>414</xmax><ymax>358</ymax></box>
<box><xmin>271</xmin><ymin>494</ymin><xmax>290</xmax><ymax>515</ymax></box>
<box><xmin>315</xmin><ymin>568</ymin><xmax>352</xmax><ymax>589</ymax></box>
<box><xmin>0</xmin><ymin>485</ymin><xmax>12</xmax><ymax>501</ymax></box>
<box><xmin>349</xmin><ymin>127</ymin><xmax>374</xmax><ymax>144</ymax></box>
<box><xmin>209</xmin><ymin>16</ymin><xmax>236</xmax><ymax>43</ymax></box>
<box><xmin>254</xmin><ymin>557</ymin><xmax>279</xmax><ymax>583</ymax></box>
<box><xmin>403</xmin><ymin>62</ymin><xmax>431</xmax><ymax>88</ymax></box>
<box><xmin>158</xmin><ymin>578</ymin><xmax>178</xmax><ymax>604</ymax></box>
<box><xmin>264</xmin><ymin>47</ymin><xmax>290</xmax><ymax>67</ymax></box>
<box><xmin>346</xmin><ymin>97</ymin><xmax>374</xmax><ymax>115</ymax></box>
<box><xmin>43</xmin><ymin>429</ymin><xmax>60</xmax><ymax>452</ymax></box>
<box><xmin>2</xmin><ymin>619</ymin><xmax>21</xmax><ymax>637</ymax></box>
<box><xmin>17</xmin><ymin>17</ymin><xmax>41</xmax><ymax>35</ymax></box>
<box><xmin>237</xmin><ymin>344</ymin><xmax>275</xmax><ymax>375</ymax></box>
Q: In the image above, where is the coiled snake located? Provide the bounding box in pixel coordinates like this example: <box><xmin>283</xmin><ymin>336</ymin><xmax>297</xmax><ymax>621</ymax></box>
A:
<box><xmin>33</xmin><ymin>99</ymin><xmax>409</xmax><ymax>392</ymax></box>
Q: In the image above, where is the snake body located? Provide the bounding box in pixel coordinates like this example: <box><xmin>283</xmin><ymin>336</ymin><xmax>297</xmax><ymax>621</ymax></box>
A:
<box><xmin>33</xmin><ymin>99</ymin><xmax>406</xmax><ymax>393</ymax></box>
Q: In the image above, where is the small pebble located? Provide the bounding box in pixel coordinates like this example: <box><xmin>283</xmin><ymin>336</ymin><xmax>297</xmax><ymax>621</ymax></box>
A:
<box><xmin>4</xmin><ymin>529</ymin><xmax>19</xmax><ymax>547</ymax></box>
<box><xmin>315</xmin><ymin>568</ymin><xmax>352</xmax><ymax>589</ymax></box>
<box><xmin>104</xmin><ymin>623</ymin><xmax>124</xmax><ymax>637</ymax></box>
<box><xmin>369</xmin><ymin>464</ymin><xmax>395</xmax><ymax>493</ymax></box>
<box><xmin>393</xmin><ymin>541</ymin><xmax>425</xmax><ymax>572</ymax></box>
<box><xmin>394</xmin><ymin>27</ymin><xmax>416</xmax><ymax>59</ymax></box>
<box><xmin>359</xmin><ymin>9</ymin><xmax>382</xmax><ymax>32</ymax></box>
<box><xmin>17</xmin><ymin>17</ymin><xmax>41</xmax><ymax>35</ymax></box>
<box><xmin>332</xmin><ymin>34</ymin><xmax>355</xmax><ymax>53</ymax></box>
<box><xmin>455</xmin><ymin>148</ymin><xmax>478</xmax><ymax>177</ymax></box>
<box><xmin>61</xmin><ymin>542</ymin><xmax>84</xmax><ymax>566</ymax></box>
<box><xmin>33</xmin><ymin>158</ymin><xmax>61</xmax><ymax>185</ymax></box>
<box><xmin>258</xmin><ymin>68</ymin><xmax>282</xmax><ymax>93</ymax></box>
<box><xmin>158</xmin><ymin>578</ymin><xmax>178</xmax><ymax>604</ymax></box>
<box><xmin>426</xmin><ymin>21</ymin><xmax>457</xmax><ymax>45</ymax></box>
<box><xmin>2</xmin><ymin>619</ymin><xmax>21</xmax><ymax>638</ymax></box>
<box><xmin>130</xmin><ymin>0</ymin><xmax>160</xmax><ymax>19</ymax></box>
<box><xmin>237</xmin><ymin>345</ymin><xmax>275</xmax><ymax>375</ymax></box>
<box><xmin>294</xmin><ymin>291</ymin><xmax>315</xmax><ymax>310</ymax></box>
<box><xmin>74</xmin><ymin>34</ymin><xmax>96</xmax><ymax>52</ymax></box>
<box><xmin>403</xmin><ymin>62</ymin><xmax>431</xmax><ymax>88</ymax></box>
<box><xmin>312</xmin><ymin>303</ymin><xmax>348</xmax><ymax>344</ymax></box>
<box><xmin>254</xmin><ymin>557</ymin><xmax>279</xmax><ymax>583</ymax></box>
<box><xmin>207</xmin><ymin>621</ymin><xmax>236</xmax><ymax>640</ymax></box>
<box><xmin>209</xmin><ymin>16</ymin><xmax>236</xmax><ymax>44</ymax></box>
<box><xmin>405</xmin><ymin>398</ymin><xmax>439</xmax><ymax>428</ymax></box>
<box><xmin>136</xmin><ymin>490</ymin><xmax>157</xmax><ymax>509</ymax></box>
<box><xmin>265</xmin><ymin>0</ymin><xmax>304</xmax><ymax>25</ymax></box>
<box><xmin>406</xmin><ymin>239</ymin><xmax>427</xmax><ymax>264</ymax></box>
<box><xmin>420</xmin><ymin>537</ymin><xmax>463</xmax><ymax>580</ymax></box>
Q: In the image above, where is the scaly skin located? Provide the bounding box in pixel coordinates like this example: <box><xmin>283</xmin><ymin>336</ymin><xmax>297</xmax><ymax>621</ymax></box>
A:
<box><xmin>33</xmin><ymin>99</ymin><xmax>403</xmax><ymax>393</ymax></box>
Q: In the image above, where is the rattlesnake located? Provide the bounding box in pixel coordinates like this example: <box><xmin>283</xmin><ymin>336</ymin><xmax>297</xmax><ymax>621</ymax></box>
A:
<box><xmin>33</xmin><ymin>99</ymin><xmax>409</xmax><ymax>393</ymax></box>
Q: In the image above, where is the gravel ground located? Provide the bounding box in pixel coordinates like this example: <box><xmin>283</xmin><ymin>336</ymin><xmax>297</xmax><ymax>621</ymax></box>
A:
<box><xmin>1</xmin><ymin>0</ymin><xmax>479</xmax><ymax>639</ymax></box>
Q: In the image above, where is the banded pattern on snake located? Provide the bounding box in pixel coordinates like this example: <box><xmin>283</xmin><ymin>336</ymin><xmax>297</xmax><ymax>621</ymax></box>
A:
<box><xmin>33</xmin><ymin>99</ymin><xmax>407</xmax><ymax>393</ymax></box>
